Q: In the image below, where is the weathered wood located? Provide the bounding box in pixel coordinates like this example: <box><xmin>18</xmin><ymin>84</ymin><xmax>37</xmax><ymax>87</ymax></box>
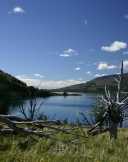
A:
<box><xmin>0</xmin><ymin>115</ymin><xmax>62</xmax><ymax>124</ymax></box>
<box><xmin>0</xmin><ymin>116</ymin><xmax>51</xmax><ymax>138</ymax></box>
<box><xmin>0</xmin><ymin>115</ymin><xmax>26</xmax><ymax>122</ymax></box>
<box><xmin>89</xmin><ymin>128</ymin><xmax>109</xmax><ymax>136</ymax></box>
<box><xmin>88</xmin><ymin>61</ymin><xmax>128</xmax><ymax>140</ymax></box>
<box><xmin>0</xmin><ymin>128</ymin><xmax>15</xmax><ymax>135</ymax></box>
<box><xmin>0</xmin><ymin>115</ymin><xmax>88</xmax><ymax>139</ymax></box>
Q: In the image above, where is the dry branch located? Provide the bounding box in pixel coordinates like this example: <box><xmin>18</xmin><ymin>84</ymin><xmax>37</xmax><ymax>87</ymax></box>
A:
<box><xmin>88</xmin><ymin>61</ymin><xmax>128</xmax><ymax>139</ymax></box>
<box><xmin>0</xmin><ymin>115</ymin><xmax>88</xmax><ymax>140</ymax></box>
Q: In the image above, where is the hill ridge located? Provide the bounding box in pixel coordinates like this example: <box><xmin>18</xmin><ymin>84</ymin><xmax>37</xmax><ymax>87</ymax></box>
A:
<box><xmin>51</xmin><ymin>73</ymin><xmax>128</xmax><ymax>92</ymax></box>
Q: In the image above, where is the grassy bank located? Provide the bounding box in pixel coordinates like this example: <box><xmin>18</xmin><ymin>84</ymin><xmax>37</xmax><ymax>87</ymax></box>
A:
<box><xmin>0</xmin><ymin>128</ymin><xmax>128</xmax><ymax>162</ymax></box>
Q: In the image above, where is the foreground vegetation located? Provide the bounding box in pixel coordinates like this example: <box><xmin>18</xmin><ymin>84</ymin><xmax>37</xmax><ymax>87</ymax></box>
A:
<box><xmin>0</xmin><ymin>128</ymin><xmax>128</xmax><ymax>162</ymax></box>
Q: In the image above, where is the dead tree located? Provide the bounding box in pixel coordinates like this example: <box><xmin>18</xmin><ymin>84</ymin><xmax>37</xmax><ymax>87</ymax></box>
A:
<box><xmin>88</xmin><ymin>61</ymin><xmax>128</xmax><ymax>139</ymax></box>
<box><xmin>19</xmin><ymin>98</ymin><xmax>46</xmax><ymax>121</ymax></box>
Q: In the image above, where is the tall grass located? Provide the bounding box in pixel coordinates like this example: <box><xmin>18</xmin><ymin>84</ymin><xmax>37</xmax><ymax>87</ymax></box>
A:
<box><xmin>0</xmin><ymin>128</ymin><xmax>128</xmax><ymax>162</ymax></box>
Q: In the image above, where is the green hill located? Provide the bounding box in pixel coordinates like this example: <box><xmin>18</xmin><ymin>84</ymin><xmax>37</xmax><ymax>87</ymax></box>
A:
<box><xmin>52</xmin><ymin>73</ymin><xmax>128</xmax><ymax>93</ymax></box>
<box><xmin>0</xmin><ymin>70</ymin><xmax>52</xmax><ymax>98</ymax></box>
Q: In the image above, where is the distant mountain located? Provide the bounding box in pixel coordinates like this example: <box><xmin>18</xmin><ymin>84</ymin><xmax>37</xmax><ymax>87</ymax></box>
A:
<box><xmin>51</xmin><ymin>73</ymin><xmax>128</xmax><ymax>93</ymax></box>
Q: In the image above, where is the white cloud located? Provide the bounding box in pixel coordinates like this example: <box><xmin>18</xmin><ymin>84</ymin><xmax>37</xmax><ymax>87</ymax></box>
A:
<box><xmin>16</xmin><ymin>75</ymin><xmax>84</xmax><ymax>89</ymax></box>
<box><xmin>34</xmin><ymin>74</ymin><xmax>45</xmax><ymax>78</ymax></box>
<box><xmin>123</xmin><ymin>60</ymin><xmax>128</xmax><ymax>70</ymax></box>
<box><xmin>101</xmin><ymin>41</ymin><xmax>127</xmax><ymax>52</ymax></box>
<box><xmin>59</xmin><ymin>54</ymin><xmax>70</xmax><ymax>57</ymax></box>
<box><xmin>64</xmin><ymin>48</ymin><xmax>75</xmax><ymax>53</ymax></box>
<box><xmin>16</xmin><ymin>73</ymin><xmax>45</xmax><ymax>80</ymax></box>
<box><xmin>59</xmin><ymin>48</ymin><xmax>78</xmax><ymax>57</ymax></box>
<box><xmin>86</xmin><ymin>71</ymin><xmax>91</xmax><ymax>75</ymax></box>
<box><xmin>94</xmin><ymin>74</ymin><xmax>107</xmax><ymax>78</ymax></box>
<box><xmin>16</xmin><ymin>74</ymin><xmax>29</xmax><ymax>79</ymax></box>
<box><xmin>97</xmin><ymin>62</ymin><xmax>117</xmax><ymax>70</ymax></box>
<box><xmin>9</xmin><ymin>6</ymin><xmax>25</xmax><ymax>14</ymax></box>
<box><xmin>75</xmin><ymin>67</ymin><xmax>81</xmax><ymax>71</ymax></box>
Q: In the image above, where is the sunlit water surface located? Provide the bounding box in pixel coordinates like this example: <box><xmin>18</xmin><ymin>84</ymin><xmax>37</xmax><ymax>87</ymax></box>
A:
<box><xmin>9</xmin><ymin>94</ymin><xmax>96</xmax><ymax>123</ymax></box>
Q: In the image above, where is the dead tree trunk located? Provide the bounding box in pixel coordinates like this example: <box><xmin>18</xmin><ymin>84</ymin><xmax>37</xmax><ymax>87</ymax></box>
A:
<box><xmin>109</xmin><ymin>121</ymin><xmax>118</xmax><ymax>139</ymax></box>
<box><xmin>88</xmin><ymin>61</ymin><xmax>128</xmax><ymax>140</ymax></box>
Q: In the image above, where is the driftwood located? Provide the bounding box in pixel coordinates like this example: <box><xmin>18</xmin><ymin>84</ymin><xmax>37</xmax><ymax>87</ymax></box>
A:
<box><xmin>0</xmin><ymin>94</ymin><xmax>89</xmax><ymax>142</ymax></box>
<box><xmin>88</xmin><ymin>128</ymin><xmax>109</xmax><ymax>136</ymax></box>
<box><xmin>0</xmin><ymin>115</ymin><xmax>27</xmax><ymax>122</ymax></box>
<box><xmin>0</xmin><ymin>128</ymin><xmax>14</xmax><ymax>135</ymax></box>
<box><xmin>0</xmin><ymin>115</ymin><xmax>52</xmax><ymax>138</ymax></box>
<box><xmin>0</xmin><ymin>115</ymin><xmax>88</xmax><ymax>141</ymax></box>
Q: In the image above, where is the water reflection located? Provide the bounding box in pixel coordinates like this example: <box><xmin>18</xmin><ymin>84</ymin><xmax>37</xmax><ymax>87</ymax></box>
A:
<box><xmin>0</xmin><ymin>94</ymin><xmax>24</xmax><ymax>114</ymax></box>
<box><xmin>9</xmin><ymin>94</ymin><xmax>96</xmax><ymax>123</ymax></box>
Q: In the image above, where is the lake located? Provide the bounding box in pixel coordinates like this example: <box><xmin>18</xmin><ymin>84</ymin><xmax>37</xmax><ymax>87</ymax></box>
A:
<box><xmin>9</xmin><ymin>93</ymin><xmax>96</xmax><ymax>123</ymax></box>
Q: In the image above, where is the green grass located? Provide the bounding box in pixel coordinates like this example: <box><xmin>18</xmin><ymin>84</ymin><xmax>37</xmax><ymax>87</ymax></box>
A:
<box><xmin>0</xmin><ymin>128</ymin><xmax>128</xmax><ymax>162</ymax></box>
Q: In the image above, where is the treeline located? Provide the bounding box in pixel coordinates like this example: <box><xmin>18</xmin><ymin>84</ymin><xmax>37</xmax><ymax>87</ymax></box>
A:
<box><xmin>0</xmin><ymin>70</ymin><xmax>52</xmax><ymax>112</ymax></box>
<box><xmin>0</xmin><ymin>70</ymin><xmax>52</xmax><ymax>97</ymax></box>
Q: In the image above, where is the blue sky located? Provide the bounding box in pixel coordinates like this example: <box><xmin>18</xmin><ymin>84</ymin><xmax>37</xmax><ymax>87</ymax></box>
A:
<box><xmin>0</xmin><ymin>0</ymin><xmax>128</xmax><ymax>89</ymax></box>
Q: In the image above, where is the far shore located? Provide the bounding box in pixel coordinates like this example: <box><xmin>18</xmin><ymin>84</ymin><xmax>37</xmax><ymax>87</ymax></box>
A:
<box><xmin>52</xmin><ymin>92</ymin><xmax>82</xmax><ymax>96</ymax></box>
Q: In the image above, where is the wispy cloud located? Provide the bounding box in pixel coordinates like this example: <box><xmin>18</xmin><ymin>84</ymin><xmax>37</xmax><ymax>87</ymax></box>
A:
<box><xmin>77</xmin><ymin>61</ymin><xmax>84</xmax><ymax>65</ymax></box>
<box><xmin>59</xmin><ymin>48</ymin><xmax>78</xmax><ymax>57</ymax></box>
<box><xmin>75</xmin><ymin>67</ymin><xmax>81</xmax><ymax>71</ymax></box>
<box><xmin>94</xmin><ymin>73</ymin><xmax>107</xmax><ymax>78</ymax></box>
<box><xmin>86</xmin><ymin>71</ymin><xmax>92</xmax><ymax>75</ymax></box>
<box><xmin>33</xmin><ymin>74</ymin><xmax>44</xmax><ymax>78</ymax></box>
<box><xmin>59</xmin><ymin>54</ymin><xmax>70</xmax><ymax>57</ymax></box>
<box><xmin>9</xmin><ymin>6</ymin><xmax>25</xmax><ymax>14</ymax></box>
<box><xmin>16</xmin><ymin>73</ymin><xmax>45</xmax><ymax>80</ymax></box>
<box><xmin>84</xmin><ymin>19</ymin><xmax>88</xmax><ymax>25</ymax></box>
<box><xmin>101</xmin><ymin>41</ymin><xmax>127</xmax><ymax>53</ymax></box>
<box><xmin>97</xmin><ymin>62</ymin><xmax>117</xmax><ymax>70</ymax></box>
<box><xmin>16</xmin><ymin>75</ymin><xmax>84</xmax><ymax>89</ymax></box>
<box><xmin>123</xmin><ymin>60</ymin><xmax>128</xmax><ymax>70</ymax></box>
<box><xmin>64</xmin><ymin>48</ymin><xmax>75</xmax><ymax>53</ymax></box>
<box><xmin>124</xmin><ymin>14</ymin><xmax>128</xmax><ymax>20</ymax></box>
<box><xmin>78</xmin><ymin>78</ymin><xmax>83</xmax><ymax>81</ymax></box>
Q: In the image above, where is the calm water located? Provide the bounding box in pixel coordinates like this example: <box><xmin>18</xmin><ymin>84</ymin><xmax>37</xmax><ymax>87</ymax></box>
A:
<box><xmin>9</xmin><ymin>93</ymin><xmax>96</xmax><ymax>123</ymax></box>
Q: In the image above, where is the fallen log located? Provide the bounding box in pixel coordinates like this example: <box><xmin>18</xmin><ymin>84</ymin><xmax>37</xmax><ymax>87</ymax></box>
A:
<box><xmin>0</xmin><ymin>115</ymin><xmax>88</xmax><ymax>139</ymax></box>
<box><xmin>0</xmin><ymin>115</ymin><xmax>26</xmax><ymax>122</ymax></box>
<box><xmin>0</xmin><ymin>115</ymin><xmax>62</xmax><ymax>125</ymax></box>
<box><xmin>0</xmin><ymin>128</ymin><xmax>15</xmax><ymax>135</ymax></box>
<box><xmin>88</xmin><ymin>128</ymin><xmax>109</xmax><ymax>136</ymax></box>
<box><xmin>0</xmin><ymin>116</ymin><xmax>52</xmax><ymax>138</ymax></box>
